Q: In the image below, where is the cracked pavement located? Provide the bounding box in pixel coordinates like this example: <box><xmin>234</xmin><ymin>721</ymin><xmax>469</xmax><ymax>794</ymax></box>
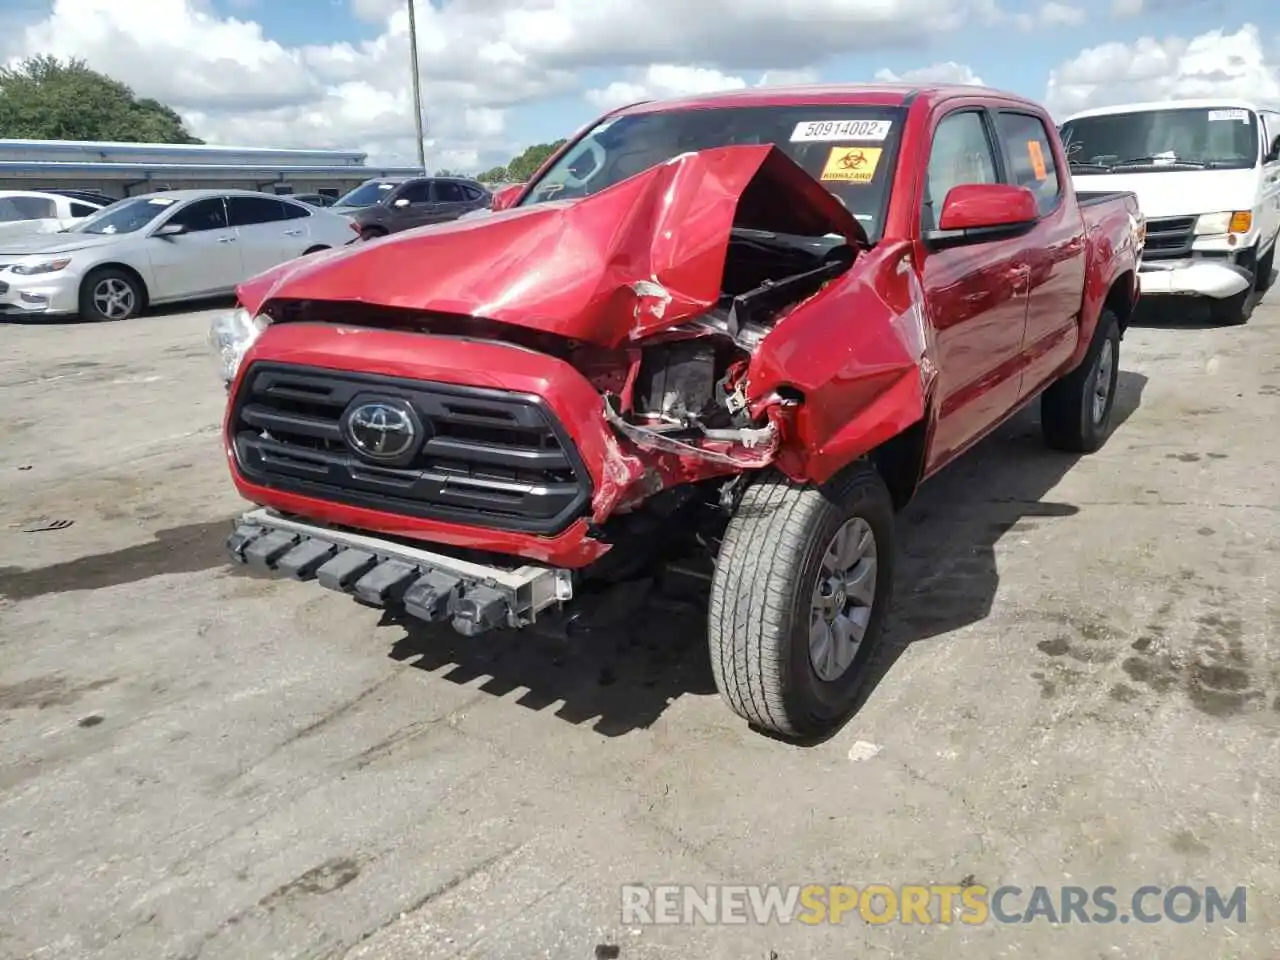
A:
<box><xmin>0</xmin><ymin>298</ymin><xmax>1277</xmax><ymax>958</ymax></box>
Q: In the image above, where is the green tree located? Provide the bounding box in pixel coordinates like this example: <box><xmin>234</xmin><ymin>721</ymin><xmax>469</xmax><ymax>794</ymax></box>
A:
<box><xmin>433</xmin><ymin>168</ymin><xmax>455</xmax><ymax>176</ymax></box>
<box><xmin>476</xmin><ymin>165</ymin><xmax>508</xmax><ymax>183</ymax></box>
<box><xmin>0</xmin><ymin>55</ymin><xmax>202</xmax><ymax>143</ymax></box>
<box><xmin>504</xmin><ymin>140</ymin><xmax>566</xmax><ymax>182</ymax></box>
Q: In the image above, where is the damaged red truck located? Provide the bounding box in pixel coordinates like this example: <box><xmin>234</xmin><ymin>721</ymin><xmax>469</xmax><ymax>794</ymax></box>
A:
<box><xmin>213</xmin><ymin>84</ymin><xmax>1144</xmax><ymax>738</ymax></box>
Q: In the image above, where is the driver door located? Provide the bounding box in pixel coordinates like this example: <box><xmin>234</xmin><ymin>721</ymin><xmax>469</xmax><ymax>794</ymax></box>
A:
<box><xmin>386</xmin><ymin>180</ymin><xmax>437</xmax><ymax>230</ymax></box>
<box><xmin>147</xmin><ymin>196</ymin><xmax>243</xmax><ymax>300</ymax></box>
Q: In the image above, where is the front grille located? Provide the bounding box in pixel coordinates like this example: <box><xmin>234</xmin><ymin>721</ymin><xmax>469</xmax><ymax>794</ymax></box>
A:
<box><xmin>1141</xmin><ymin>216</ymin><xmax>1196</xmax><ymax>260</ymax></box>
<box><xmin>231</xmin><ymin>363</ymin><xmax>592</xmax><ymax>535</ymax></box>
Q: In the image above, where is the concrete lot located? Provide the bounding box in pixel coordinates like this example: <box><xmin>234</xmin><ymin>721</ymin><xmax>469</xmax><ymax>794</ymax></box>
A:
<box><xmin>0</xmin><ymin>298</ymin><xmax>1277</xmax><ymax>959</ymax></box>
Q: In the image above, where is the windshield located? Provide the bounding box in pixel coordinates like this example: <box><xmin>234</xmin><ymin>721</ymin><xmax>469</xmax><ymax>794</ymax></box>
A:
<box><xmin>1060</xmin><ymin>107</ymin><xmax>1259</xmax><ymax>172</ymax></box>
<box><xmin>68</xmin><ymin>196</ymin><xmax>179</xmax><ymax>235</ymax></box>
<box><xmin>334</xmin><ymin>180</ymin><xmax>398</xmax><ymax>207</ymax></box>
<box><xmin>517</xmin><ymin>105</ymin><xmax>907</xmax><ymax>240</ymax></box>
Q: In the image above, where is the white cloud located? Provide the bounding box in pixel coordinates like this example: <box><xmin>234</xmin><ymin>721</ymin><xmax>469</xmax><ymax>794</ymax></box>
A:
<box><xmin>585</xmin><ymin>65</ymin><xmax>747</xmax><ymax>111</ymax></box>
<box><xmin>3</xmin><ymin>0</ymin><xmax>1003</xmax><ymax>170</ymax></box>
<box><xmin>1045</xmin><ymin>24</ymin><xmax>1280</xmax><ymax>117</ymax></box>
<box><xmin>874</xmin><ymin>61</ymin><xmax>985</xmax><ymax>86</ymax></box>
<box><xmin>1015</xmin><ymin>2</ymin><xmax>1085</xmax><ymax>30</ymax></box>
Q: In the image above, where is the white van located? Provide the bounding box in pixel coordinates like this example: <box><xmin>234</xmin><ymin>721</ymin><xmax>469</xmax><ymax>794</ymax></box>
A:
<box><xmin>1058</xmin><ymin>98</ymin><xmax>1280</xmax><ymax>325</ymax></box>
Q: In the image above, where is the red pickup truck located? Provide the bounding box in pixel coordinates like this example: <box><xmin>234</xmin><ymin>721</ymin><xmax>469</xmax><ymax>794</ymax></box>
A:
<box><xmin>212</xmin><ymin>84</ymin><xmax>1143</xmax><ymax>739</ymax></box>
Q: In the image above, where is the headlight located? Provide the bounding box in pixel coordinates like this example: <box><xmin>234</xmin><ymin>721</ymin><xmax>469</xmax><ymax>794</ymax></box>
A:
<box><xmin>208</xmin><ymin>307</ymin><xmax>270</xmax><ymax>386</ymax></box>
<box><xmin>1194</xmin><ymin>211</ymin><xmax>1253</xmax><ymax>235</ymax></box>
<box><xmin>10</xmin><ymin>257</ymin><xmax>71</xmax><ymax>276</ymax></box>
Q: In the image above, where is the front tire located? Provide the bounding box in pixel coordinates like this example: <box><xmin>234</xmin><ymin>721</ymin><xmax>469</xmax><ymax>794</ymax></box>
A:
<box><xmin>1041</xmin><ymin>307</ymin><xmax>1121</xmax><ymax>453</ymax></box>
<box><xmin>1254</xmin><ymin>244</ymin><xmax>1274</xmax><ymax>293</ymax></box>
<box><xmin>79</xmin><ymin>267</ymin><xmax>142</xmax><ymax>322</ymax></box>
<box><xmin>1209</xmin><ymin>288</ymin><xmax>1251</xmax><ymax>326</ymax></box>
<box><xmin>707</xmin><ymin>463</ymin><xmax>896</xmax><ymax>739</ymax></box>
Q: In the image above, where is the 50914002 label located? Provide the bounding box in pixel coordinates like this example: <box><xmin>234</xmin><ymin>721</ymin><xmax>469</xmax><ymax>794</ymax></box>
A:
<box><xmin>790</xmin><ymin>119</ymin><xmax>893</xmax><ymax>142</ymax></box>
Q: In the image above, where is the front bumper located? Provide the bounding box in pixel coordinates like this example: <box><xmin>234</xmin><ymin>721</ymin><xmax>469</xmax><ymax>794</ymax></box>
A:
<box><xmin>1137</xmin><ymin>259</ymin><xmax>1252</xmax><ymax>299</ymax></box>
<box><xmin>228</xmin><ymin>507</ymin><xmax>574</xmax><ymax>635</ymax></box>
<box><xmin>0</xmin><ymin>269</ymin><xmax>80</xmax><ymax>317</ymax></box>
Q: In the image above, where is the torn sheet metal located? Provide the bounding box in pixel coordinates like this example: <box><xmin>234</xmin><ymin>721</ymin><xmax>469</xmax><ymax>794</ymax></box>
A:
<box><xmin>234</xmin><ymin>144</ymin><xmax>866</xmax><ymax>350</ymax></box>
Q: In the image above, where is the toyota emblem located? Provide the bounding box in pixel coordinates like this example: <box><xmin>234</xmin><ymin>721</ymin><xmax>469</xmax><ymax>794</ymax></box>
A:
<box><xmin>341</xmin><ymin>399</ymin><xmax>422</xmax><ymax>461</ymax></box>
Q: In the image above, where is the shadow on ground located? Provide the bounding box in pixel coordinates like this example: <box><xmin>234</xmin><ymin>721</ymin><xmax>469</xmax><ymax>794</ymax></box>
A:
<box><xmin>383</xmin><ymin>371</ymin><xmax>1149</xmax><ymax>739</ymax></box>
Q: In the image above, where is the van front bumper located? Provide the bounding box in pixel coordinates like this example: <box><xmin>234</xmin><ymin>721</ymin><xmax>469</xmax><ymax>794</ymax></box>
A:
<box><xmin>1138</xmin><ymin>259</ymin><xmax>1252</xmax><ymax>299</ymax></box>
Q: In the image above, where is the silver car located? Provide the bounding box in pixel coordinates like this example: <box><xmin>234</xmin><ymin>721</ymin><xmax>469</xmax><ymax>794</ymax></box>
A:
<box><xmin>0</xmin><ymin>189</ymin><xmax>356</xmax><ymax>322</ymax></box>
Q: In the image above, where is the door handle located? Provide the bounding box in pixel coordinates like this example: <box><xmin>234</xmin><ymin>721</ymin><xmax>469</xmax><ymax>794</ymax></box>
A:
<box><xmin>284</xmin><ymin>229</ymin><xmax>303</xmax><ymax>236</ymax></box>
<box><xmin>218</xmin><ymin>236</ymin><xmax>236</xmax><ymax>243</ymax></box>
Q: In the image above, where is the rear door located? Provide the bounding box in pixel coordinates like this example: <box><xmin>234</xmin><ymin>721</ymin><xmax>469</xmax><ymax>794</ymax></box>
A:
<box><xmin>148</xmin><ymin>196</ymin><xmax>242</xmax><ymax>299</ymax></box>
<box><xmin>991</xmin><ymin>108</ymin><xmax>1088</xmax><ymax>400</ymax></box>
<box><xmin>916</xmin><ymin>106</ymin><xmax>1033</xmax><ymax>471</ymax></box>
<box><xmin>430</xmin><ymin>181</ymin><xmax>472</xmax><ymax>222</ymax></box>
<box><xmin>227</xmin><ymin>195</ymin><xmax>292</xmax><ymax>276</ymax></box>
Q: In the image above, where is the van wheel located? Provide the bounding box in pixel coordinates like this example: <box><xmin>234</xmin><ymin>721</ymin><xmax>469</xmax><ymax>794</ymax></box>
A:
<box><xmin>1253</xmin><ymin>245</ymin><xmax>1274</xmax><ymax>292</ymax></box>
<box><xmin>1209</xmin><ymin>289</ymin><xmax>1251</xmax><ymax>326</ymax></box>
<box><xmin>1041</xmin><ymin>307</ymin><xmax>1120</xmax><ymax>453</ymax></box>
<box><xmin>79</xmin><ymin>267</ymin><xmax>142</xmax><ymax>322</ymax></box>
<box><xmin>707</xmin><ymin>463</ymin><xmax>895</xmax><ymax>740</ymax></box>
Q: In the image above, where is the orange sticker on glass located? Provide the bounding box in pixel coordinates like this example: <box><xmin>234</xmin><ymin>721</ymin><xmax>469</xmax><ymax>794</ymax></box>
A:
<box><xmin>820</xmin><ymin>146</ymin><xmax>883</xmax><ymax>183</ymax></box>
<box><xmin>1027</xmin><ymin>140</ymin><xmax>1047</xmax><ymax>181</ymax></box>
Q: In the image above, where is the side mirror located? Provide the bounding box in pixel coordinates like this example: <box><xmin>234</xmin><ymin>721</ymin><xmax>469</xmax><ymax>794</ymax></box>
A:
<box><xmin>155</xmin><ymin>222</ymin><xmax>187</xmax><ymax>237</ymax></box>
<box><xmin>392</xmin><ymin>198</ymin><xmax>410</xmax><ymax>208</ymax></box>
<box><xmin>1266</xmin><ymin>135</ymin><xmax>1280</xmax><ymax>164</ymax></box>
<box><xmin>489</xmin><ymin>184</ymin><xmax>522</xmax><ymax>212</ymax></box>
<box><xmin>924</xmin><ymin>183</ymin><xmax>1039</xmax><ymax>249</ymax></box>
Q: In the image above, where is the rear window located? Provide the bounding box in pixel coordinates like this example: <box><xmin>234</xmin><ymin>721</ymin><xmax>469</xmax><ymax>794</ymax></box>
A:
<box><xmin>518</xmin><ymin>105</ymin><xmax>908</xmax><ymax>241</ymax></box>
<box><xmin>0</xmin><ymin>196</ymin><xmax>56</xmax><ymax>221</ymax></box>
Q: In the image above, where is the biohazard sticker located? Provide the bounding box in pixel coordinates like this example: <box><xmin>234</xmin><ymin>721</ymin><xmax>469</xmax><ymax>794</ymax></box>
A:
<box><xmin>820</xmin><ymin>146</ymin><xmax>883</xmax><ymax>182</ymax></box>
<box><xmin>791</xmin><ymin>119</ymin><xmax>892</xmax><ymax>142</ymax></box>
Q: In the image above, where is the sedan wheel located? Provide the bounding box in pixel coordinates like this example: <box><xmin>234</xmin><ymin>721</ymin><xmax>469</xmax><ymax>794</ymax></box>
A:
<box><xmin>79</xmin><ymin>268</ymin><xmax>143</xmax><ymax>322</ymax></box>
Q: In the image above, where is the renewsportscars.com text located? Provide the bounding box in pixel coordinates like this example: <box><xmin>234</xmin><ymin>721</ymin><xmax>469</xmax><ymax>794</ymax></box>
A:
<box><xmin>621</xmin><ymin>884</ymin><xmax>1247</xmax><ymax>926</ymax></box>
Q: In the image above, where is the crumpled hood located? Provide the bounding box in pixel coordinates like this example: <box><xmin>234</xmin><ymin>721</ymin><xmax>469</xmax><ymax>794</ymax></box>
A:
<box><xmin>236</xmin><ymin>144</ymin><xmax>866</xmax><ymax>349</ymax></box>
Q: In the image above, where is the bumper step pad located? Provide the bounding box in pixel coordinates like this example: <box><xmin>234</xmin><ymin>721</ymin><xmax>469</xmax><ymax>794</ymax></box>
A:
<box><xmin>225</xmin><ymin>511</ymin><xmax>572</xmax><ymax>636</ymax></box>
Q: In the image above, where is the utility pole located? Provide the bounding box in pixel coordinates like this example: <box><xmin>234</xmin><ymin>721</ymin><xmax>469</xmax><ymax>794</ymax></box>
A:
<box><xmin>407</xmin><ymin>0</ymin><xmax>426</xmax><ymax>172</ymax></box>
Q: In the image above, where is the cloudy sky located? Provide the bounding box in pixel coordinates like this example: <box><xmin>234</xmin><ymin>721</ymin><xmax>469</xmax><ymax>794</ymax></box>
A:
<box><xmin>2</xmin><ymin>0</ymin><xmax>1279</xmax><ymax>171</ymax></box>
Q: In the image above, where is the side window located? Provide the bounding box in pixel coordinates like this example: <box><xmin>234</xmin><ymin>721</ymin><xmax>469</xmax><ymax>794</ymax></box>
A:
<box><xmin>462</xmin><ymin>185</ymin><xmax>485</xmax><ymax>201</ymax></box>
<box><xmin>434</xmin><ymin>181</ymin><xmax>467</xmax><ymax>202</ymax></box>
<box><xmin>69</xmin><ymin>202</ymin><xmax>98</xmax><ymax>218</ymax></box>
<box><xmin>995</xmin><ymin>111</ymin><xmax>1062</xmax><ymax>216</ymax></box>
<box><xmin>227</xmin><ymin>196</ymin><xmax>288</xmax><ymax>226</ymax></box>
<box><xmin>396</xmin><ymin>182</ymin><xmax>432</xmax><ymax>204</ymax></box>
<box><xmin>278</xmin><ymin>199</ymin><xmax>312</xmax><ymax>220</ymax></box>
<box><xmin>165</xmin><ymin>197</ymin><xmax>229</xmax><ymax>233</ymax></box>
<box><xmin>922</xmin><ymin>111</ymin><xmax>1000</xmax><ymax>231</ymax></box>
<box><xmin>1262</xmin><ymin>112</ymin><xmax>1280</xmax><ymax>162</ymax></box>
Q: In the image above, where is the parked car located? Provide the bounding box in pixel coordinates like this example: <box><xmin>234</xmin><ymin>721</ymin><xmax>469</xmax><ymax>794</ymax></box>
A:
<box><xmin>0</xmin><ymin>189</ymin><xmax>353</xmax><ymax>322</ymax></box>
<box><xmin>213</xmin><ymin>84</ymin><xmax>1142</xmax><ymax>739</ymax></box>
<box><xmin>293</xmin><ymin>193</ymin><xmax>338</xmax><ymax>207</ymax></box>
<box><xmin>330</xmin><ymin>175</ymin><xmax>491</xmax><ymax>239</ymax></box>
<box><xmin>1059</xmin><ymin>97</ymin><xmax>1280</xmax><ymax>325</ymax></box>
<box><xmin>0</xmin><ymin>189</ymin><xmax>105</xmax><ymax>241</ymax></box>
<box><xmin>35</xmin><ymin>187</ymin><xmax>119</xmax><ymax>207</ymax></box>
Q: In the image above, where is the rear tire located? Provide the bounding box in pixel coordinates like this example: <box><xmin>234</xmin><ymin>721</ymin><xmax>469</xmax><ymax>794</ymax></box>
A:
<box><xmin>79</xmin><ymin>267</ymin><xmax>142</xmax><ymax>322</ymax></box>
<box><xmin>707</xmin><ymin>463</ymin><xmax>896</xmax><ymax>740</ymax></box>
<box><xmin>303</xmin><ymin>245</ymin><xmax>329</xmax><ymax>255</ymax></box>
<box><xmin>1041</xmin><ymin>307</ymin><xmax>1121</xmax><ymax>453</ymax></box>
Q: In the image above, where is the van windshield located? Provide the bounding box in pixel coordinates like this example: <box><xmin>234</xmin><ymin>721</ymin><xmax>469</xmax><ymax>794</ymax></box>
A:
<box><xmin>517</xmin><ymin>105</ymin><xmax>907</xmax><ymax>241</ymax></box>
<box><xmin>1060</xmin><ymin>107</ymin><xmax>1259</xmax><ymax>172</ymax></box>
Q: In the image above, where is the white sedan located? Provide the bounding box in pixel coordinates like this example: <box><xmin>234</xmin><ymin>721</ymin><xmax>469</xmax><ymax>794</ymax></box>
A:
<box><xmin>0</xmin><ymin>189</ymin><xmax>355</xmax><ymax>322</ymax></box>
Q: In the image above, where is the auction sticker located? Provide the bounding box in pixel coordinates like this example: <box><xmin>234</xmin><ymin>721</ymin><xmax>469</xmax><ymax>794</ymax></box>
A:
<box><xmin>1208</xmin><ymin>108</ymin><xmax>1249</xmax><ymax>122</ymax></box>
<box><xmin>791</xmin><ymin>119</ymin><xmax>892</xmax><ymax>142</ymax></box>
<box><xmin>820</xmin><ymin>146</ymin><xmax>883</xmax><ymax>182</ymax></box>
<box><xmin>1027</xmin><ymin>140</ymin><xmax>1047</xmax><ymax>180</ymax></box>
